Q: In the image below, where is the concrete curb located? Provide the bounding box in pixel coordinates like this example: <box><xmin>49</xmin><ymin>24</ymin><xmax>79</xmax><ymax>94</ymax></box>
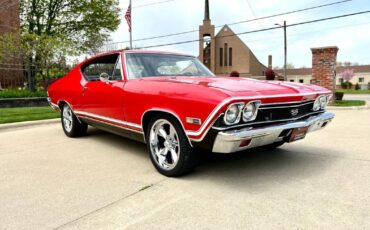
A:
<box><xmin>327</xmin><ymin>100</ymin><xmax>370</xmax><ymax>111</ymax></box>
<box><xmin>0</xmin><ymin>118</ymin><xmax>60</xmax><ymax>131</ymax></box>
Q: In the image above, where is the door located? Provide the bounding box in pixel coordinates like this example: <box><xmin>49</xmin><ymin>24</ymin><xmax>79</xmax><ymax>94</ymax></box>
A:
<box><xmin>80</xmin><ymin>53</ymin><xmax>125</xmax><ymax>121</ymax></box>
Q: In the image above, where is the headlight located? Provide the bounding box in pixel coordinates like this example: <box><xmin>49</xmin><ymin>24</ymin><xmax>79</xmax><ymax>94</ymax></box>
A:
<box><xmin>313</xmin><ymin>96</ymin><xmax>322</xmax><ymax>111</ymax></box>
<box><xmin>320</xmin><ymin>96</ymin><xmax>328</xmax><ymax>109</ymax></box>
<box><xmin>224</xmin><ymin>103</ymin><xmax>244</xmax><ymax>125</ymax></box>
<box><xmin>243</xmin><ymin>101</ymin><xmax>261</xmax><ymax>122</ymax></box>
<box><xmin>313</xmin><ymin>95</ymin><xmax>330</xmax><ymax>111</ymax></box>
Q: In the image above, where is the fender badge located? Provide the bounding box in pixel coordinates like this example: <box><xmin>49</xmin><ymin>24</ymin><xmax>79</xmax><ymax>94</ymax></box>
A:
<box><xmin>186</xmin><ymin>117</ymin><xmax>202</xmax><ymax>125</ymax></box>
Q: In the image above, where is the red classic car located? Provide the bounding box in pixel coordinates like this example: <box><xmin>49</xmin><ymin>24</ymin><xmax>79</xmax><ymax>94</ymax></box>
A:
<box><xmin>48</xmin><ymin>50</ymin><xmax>334</xmax><ymax>177</ymax></box>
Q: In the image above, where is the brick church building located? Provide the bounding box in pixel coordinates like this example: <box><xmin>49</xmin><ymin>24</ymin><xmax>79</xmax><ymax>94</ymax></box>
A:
<box><xmin>199</xmin><ymin>0</ymin><xmax>267</xmax><ymax>77</ymax></box>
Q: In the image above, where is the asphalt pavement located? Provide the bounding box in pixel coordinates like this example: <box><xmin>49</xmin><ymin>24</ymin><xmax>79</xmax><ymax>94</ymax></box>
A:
<box><xmin>0</xmin><ymin>109</ymin><xmax>369</xmax><ymax>229</ymax></box>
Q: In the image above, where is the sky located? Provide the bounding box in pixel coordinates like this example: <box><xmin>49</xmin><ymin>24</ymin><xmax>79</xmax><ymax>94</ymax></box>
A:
<box><xmin>110</xmin><ymin>0</ymin><xmax>370</xmax><ymax>68</ymax></box>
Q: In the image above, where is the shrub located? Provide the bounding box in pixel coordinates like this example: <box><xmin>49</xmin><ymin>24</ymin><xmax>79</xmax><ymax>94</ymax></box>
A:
<box><xmin>341</xmin><ymin>81</ymin><xmax>352</xmax><ymax>89</ymax></box>
<box><xmin>0</xmin><ymin>89</ymin><xmax>47</xmax><ymax>98</ymax></box>
<box><xmin>355</xmin><ymin>83</ymin><xmax>360</xmax><ymax>90</ymax></box>
<box><xmin>265</xmin><ymin>68</ymin><xmax>275</xmax><ymax>80</ymax></box>
<box><xmin>335</xmin><ymin>92</ymin><xmax>344</xmax><ymax>101</ymax></box>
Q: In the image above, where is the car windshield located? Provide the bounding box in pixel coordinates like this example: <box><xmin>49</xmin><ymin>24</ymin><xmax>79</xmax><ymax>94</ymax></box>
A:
<box><xmin>125</xmin><ymin>53</ymin><xmax>215</xmax><ymax>79</ymax></box>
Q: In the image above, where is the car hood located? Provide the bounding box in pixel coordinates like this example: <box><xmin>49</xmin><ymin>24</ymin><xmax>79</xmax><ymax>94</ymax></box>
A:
<box><xmin>144</xmin><ymin>76</ymin><xmax>326</xmax><ymax>97</ymax></box>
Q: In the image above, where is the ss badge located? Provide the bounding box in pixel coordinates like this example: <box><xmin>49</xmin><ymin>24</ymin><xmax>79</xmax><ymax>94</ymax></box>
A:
<box><xmin>290</xmin><ymin>109</ymin><xmax>299</xmax><ymax>116</ymax></box>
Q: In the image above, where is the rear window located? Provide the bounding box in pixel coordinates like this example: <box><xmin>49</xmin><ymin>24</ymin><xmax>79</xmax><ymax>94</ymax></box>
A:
<box><xmin>81</xmin><ymin>53</ymin><xmax>120</xmax><ymax>81</ymax></box>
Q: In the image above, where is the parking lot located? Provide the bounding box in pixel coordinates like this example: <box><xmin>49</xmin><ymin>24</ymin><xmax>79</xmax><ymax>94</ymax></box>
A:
<box><xmin>0</xmin><ymin>109</ymin><xmax>369</xmax><ymax>229</ymax></box>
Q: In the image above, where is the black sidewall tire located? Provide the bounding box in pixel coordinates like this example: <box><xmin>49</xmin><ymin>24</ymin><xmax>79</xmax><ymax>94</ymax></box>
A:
<box><xmin>61</xmin><ymin>105</ymin><xmax>88</xmax><ymax>138</ymax></box>
<box><xmin>146</xmin><ymin>115</ymin><xmax>198</xmax><ymax>177</ymax></box>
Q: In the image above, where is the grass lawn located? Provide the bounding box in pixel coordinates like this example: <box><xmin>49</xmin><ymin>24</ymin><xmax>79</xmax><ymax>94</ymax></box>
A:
<box><xmin>331</xmin><ymin>100</ymin><xmax>366</xmax><ymax>107</ymax></box>
<box><xmin>336</xmin><ymin>89</ymin><xmax>370</xmax><ymax>94</ymax></box>
<box><xmin>0</xmin><ymin>107</ymin><xmax>60</xmax><ymax>124</ymax></box>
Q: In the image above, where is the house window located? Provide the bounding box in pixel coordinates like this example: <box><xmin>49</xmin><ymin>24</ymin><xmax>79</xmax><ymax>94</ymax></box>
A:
<box><xmin>290</xmin><ymin>80</ymin><xmax>294</xmax><ymax>82</ymax></box>
<box><xmin>229</xmin><ymin>47</ymin><xmax>233</xmax><ymax>66</ymax></box>
<box><xmin>338</xmin><ymin>78</ymin><xmax>343</xmax><ymax>84</ymax></box>
<box><xmin>299</xmin><ymin>79</ymin><xmax>304</xmax><ymax>83</ymax></box>
<box><xmin>359</xmin><ymin>77</ymin><xmax>364</xmax><ymax>83</ymax></box>
<box><xmin>219</xmin><ymin>48</ymin><xmax>223</xmax><ymax>66</ymax></box>
<box><xmin>224</xmin><ymin>43</ymin><xmax>228</xmax><ymax>67</ymax></box>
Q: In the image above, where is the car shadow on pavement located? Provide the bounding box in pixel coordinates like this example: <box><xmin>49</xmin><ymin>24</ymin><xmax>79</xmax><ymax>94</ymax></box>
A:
<box><xmin>186</xmin><ymin>146</ymin><xmax>338</xmax><ymax>190</ymax></box>
<box><xmin>85</xmin><ymin>128</ymin><xmax>337</xmax><ymax>188</ymax></box>
<box><xmin>85</xmin><ymin>128</ymin><xmax>148</xmax><ymax>157</ymax></box>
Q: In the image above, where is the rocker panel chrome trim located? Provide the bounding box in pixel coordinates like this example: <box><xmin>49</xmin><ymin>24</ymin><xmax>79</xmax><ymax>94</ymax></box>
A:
<box><xmin>80</xmin><ymin>116</ymin><xmax>145</xmax><ymax>135</ymax></box>
<box><xmin>74</xmin><ymin>111</ymin><xmax>143</xmax><ymax>131</ymax></box>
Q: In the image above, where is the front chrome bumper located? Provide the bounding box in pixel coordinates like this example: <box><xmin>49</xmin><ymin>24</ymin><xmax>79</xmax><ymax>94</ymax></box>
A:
<box><xmin>212</xmin><ymin>112</ymin><xmax>335</xmax><ymax>153</ymax></box>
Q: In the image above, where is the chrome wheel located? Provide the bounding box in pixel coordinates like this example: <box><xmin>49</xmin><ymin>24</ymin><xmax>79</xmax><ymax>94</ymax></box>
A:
<box><xmin>149</xmin><ymin>119</ymin><xmax>180</xmax><ymax>170</ymax></box>
<box><xmin>63</xmin><ymin>105</ymin><xmax>73</xmax><ymax>133</ymax></box>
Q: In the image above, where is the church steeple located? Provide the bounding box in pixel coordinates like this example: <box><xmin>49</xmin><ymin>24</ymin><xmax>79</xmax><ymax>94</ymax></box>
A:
<box><xmin>199</xmin><ymin>0</ymin><xmax>215</xmax><ymax>72</ymax></box>
<box><xmin>204</xmin><ymin>0</ymin><xmax>210</xmax><ymax>21</ymax></box>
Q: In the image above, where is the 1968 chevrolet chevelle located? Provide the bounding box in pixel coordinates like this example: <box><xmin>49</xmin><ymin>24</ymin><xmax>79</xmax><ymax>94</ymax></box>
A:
<box><xmin>48</xmin><ymin>50</ymin><xmax>334</xmax><ymax>177</ymax></box>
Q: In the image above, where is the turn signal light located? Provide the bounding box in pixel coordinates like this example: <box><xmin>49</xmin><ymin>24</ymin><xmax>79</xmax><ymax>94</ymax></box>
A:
<box><xmin>239</xmin><ymin>139</ymin><xmax>252</xmax><ymax>147</ymax></box>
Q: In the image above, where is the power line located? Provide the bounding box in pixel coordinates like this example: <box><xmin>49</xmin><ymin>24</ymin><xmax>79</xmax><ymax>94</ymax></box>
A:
<box><xmin>110</xmin><ymin>0</ymin><xmax>353</xmax><ymax>45</ymax></box>
<box><xmin>241</xmin><ymin>21</ymin><xmax>370</xmax><ymax>46</ymax></box>
<box><xmin>245</xmin><ymin>0</ymin><xmax>264</xmax><ymax>28</ymax></box>
<box><xmin>133</xmin><ymin>0</ymin><xmax>175</xmax><ymax>8</ymax></box>
<box><xmin>137</xmin><ymin>10</ymin><xmax>370</xmax><ymax>49</ymax></box>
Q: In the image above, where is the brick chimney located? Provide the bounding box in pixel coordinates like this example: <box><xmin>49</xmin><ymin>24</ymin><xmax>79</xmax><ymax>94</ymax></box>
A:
<box><xmin>268</xmin><ymin>55</ymin><xmax>272</xmax><ymax>69</ymax></box>
<box><xmin>311</xmin><ymin>46</ymin><xmax>339</xmax><ymax>94</ymax></box>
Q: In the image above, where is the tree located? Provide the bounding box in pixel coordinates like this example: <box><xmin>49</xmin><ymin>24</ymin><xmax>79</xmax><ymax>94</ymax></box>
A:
<box><xmin>16</xmin><ymin>0</ymin><xmax>121</xmax><ymax>90</ymax></box>
<box><xmin>0</xmin><ymin>32</ymin><xmax>75</xmax><ymax>89</ymax></box>
<box><xmin>20</xmin><ymin>0</ymin><xmax>120</xmax><ymax>52</ymax></box>
<box><xmin>286</xmin><ymin>63</ymin><xmax>295</xmax><ymax>69</ymax></box>
<box><xmin>340</xmin><ymin>69</ymin><xmax>354</xmax><ymax>89</ymax></box>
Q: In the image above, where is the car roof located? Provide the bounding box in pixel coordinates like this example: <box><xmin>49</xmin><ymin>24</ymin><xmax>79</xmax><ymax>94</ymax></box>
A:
<box><xmin>78</xmin><ymin>49</ymin><xmax>195</xmax><ymax>68</ymax></box>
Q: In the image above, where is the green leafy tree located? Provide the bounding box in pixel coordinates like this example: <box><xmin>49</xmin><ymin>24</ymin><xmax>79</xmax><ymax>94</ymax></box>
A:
<box><xmin>1</xmin><ymin>0</ymin><xmax>121</xmax><ymax>90</ymax></box>
<box><xmin>20</xmin><ymin>0</ymin><xmax>120</xmax><ymax>52</ymax></box>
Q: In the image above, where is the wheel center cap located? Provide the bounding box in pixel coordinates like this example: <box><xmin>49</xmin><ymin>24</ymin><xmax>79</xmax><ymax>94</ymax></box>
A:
<box><xmin>164</xmin><ymin>141</ymin><xmax>171</xmax><ymax>149</ymax></box>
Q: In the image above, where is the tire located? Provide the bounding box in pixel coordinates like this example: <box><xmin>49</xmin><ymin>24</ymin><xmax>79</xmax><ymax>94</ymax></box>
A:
<box><xmin>61</xmin><ymin>104</ymin><xmax>88</xmax><ymax>137</ymax></box>
<box><xmin>146</xmin><ymin>115</ymin><xmax>198</xmax><ymax>177</ymax></box>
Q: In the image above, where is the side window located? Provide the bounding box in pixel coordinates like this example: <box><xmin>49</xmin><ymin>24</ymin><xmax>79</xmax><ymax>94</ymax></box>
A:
<box><xmin>111</xmin><ymin>56</ymin><xmax>123</xmax><ymax>80</ymax></box>
<box><xmin>81</xmin><ymin>54</ymin><xmax>120</xmax><ymax>81</ymax></box>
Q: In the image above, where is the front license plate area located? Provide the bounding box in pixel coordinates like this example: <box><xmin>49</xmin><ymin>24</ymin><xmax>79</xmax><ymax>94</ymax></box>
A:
<box><xmin>288</xmin><ymin>126</ymin><xmax>309</xmax><ymax>142</ymax></box>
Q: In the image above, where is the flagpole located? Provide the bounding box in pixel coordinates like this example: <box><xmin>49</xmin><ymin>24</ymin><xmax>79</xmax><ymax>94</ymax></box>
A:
<box><xmin>129</xmin><ymin>0</ymin><xmax>132</xmax><ymax>49</ymax></box>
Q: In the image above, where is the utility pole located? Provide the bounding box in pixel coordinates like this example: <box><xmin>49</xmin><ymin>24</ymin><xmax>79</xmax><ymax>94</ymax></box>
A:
<box><xmin>275</xmin><ymin>21</ymin><xmax>288</xmax><ymax>81</ymax></box>
<box><xmin>284</xmin><ymin>20</ymin><xmax>287</xmax><ymax>82</ymax></box>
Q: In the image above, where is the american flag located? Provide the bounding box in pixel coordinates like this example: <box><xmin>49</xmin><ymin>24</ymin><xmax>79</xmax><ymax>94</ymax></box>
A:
<box><xmin>125</xmin><ymin>4</ymin><xmax>132</xmax><ymax>32</ymax></box>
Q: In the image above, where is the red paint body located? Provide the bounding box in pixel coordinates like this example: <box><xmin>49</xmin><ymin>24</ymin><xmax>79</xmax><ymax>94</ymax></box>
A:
<box><xmin>48</xmin><ymin>50</ymin><xmax>331</xmax><ymax>142</ymax></box>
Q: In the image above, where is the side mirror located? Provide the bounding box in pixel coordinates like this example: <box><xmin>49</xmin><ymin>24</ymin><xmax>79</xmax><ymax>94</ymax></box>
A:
<box><xmin>99</xmin><ymin>72</ymin><xmax>111</xmax><ymax>83</ymax></box>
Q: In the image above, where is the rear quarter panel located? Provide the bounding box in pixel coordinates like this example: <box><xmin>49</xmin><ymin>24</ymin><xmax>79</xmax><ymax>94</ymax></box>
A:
<box><xmin>48</xmin><ymin>67</ymin><xmax>84</xmax><ymax>110</ymax></box>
